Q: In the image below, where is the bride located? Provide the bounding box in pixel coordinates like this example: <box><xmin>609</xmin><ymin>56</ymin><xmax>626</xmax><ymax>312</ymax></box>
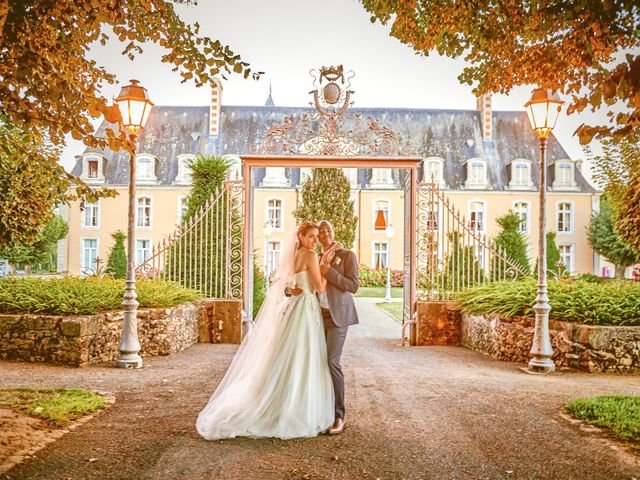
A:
<box><xmin>196</xmin><ymin>221</ymin><xmax>340</xmax><ymax>440</ymax></box>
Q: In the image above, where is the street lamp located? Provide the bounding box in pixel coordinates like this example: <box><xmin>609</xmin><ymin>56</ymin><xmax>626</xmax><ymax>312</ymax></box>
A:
<box><xmin>384</xmin><ymin>223</ymin><xmax>395</xmax><ymax>302</ymax></box>
<box><xmin>262</xmin><ymin>220</ymin><xmax>275</xmax><ymax>291</ymax></box>
<box><xmin>524</xmin><ymin>88</ymin><xmax>563</xmax><ymax>373</ymax></box>
<box><xmin>114</xmin><ymin>79</ymin><xmax>154</xmax><ymax>369</ymax></box>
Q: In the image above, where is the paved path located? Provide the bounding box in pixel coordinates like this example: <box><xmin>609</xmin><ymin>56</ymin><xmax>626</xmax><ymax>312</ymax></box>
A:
<box><xmin>1</xmin><ymin>299</ymin><xmax>638</xmax><ymax>480</ymax></box>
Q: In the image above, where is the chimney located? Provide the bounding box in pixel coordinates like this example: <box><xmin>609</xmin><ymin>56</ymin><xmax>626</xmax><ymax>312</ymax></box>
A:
<box><xmin>476</xmin><ymin>93</ymin><xmax>492</xmax><ymax>141</ymax></box>
<box><xmin>209</xmin><ymin>78</ymin><xmax>222</xmax><ymax>136</ymax></box>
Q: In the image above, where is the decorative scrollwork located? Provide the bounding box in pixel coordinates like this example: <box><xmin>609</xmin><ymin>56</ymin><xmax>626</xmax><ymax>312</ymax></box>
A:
<box><xmin>259</xmin><ymin>65</ymin><xmax>413</xmax><ymax>156</ymax></box>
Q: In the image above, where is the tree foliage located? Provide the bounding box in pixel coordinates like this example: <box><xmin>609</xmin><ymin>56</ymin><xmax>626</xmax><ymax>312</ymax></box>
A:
<box><xmin>587</xmin><ymin>197</ymin><xmax>640</xmax><ymax>277</ymax></box>
<box><xmin>106</xmin><ymin>231</ymin><xmax>127</xmax><ymax>279</ymax></box>
<box><xmin>586</xmin><ymin>133</ymin><xmax>640</xmax><ymax>251</ymax></box>
<box><xmin>546</xmin><ymin>231</ymin><xmax>561</xmax><ymax>278</ymax></box>
<box><xmin>0</xmin><ymin>0</ymin><xmax>261</xmax><ymax>149</ymax></box>
<box><xmin>493</xmin><ymin>212</ymin><xmax>531</xmax><ymax>275</ymax></box>
<box><xmin>0</xmin><ymin>124</ymin><xmax>113</xmax><ymax>249</ymax></box>
<box><xmin>0</xmin><ymin>215</ymin><xmax>68</xmax><ymax>272</ymax></box>
<box><xmin>184</xmin><ymin>155</ymin><xmax>231</xmax><ymax>221</ymax></box>
<box><xmin>362</xmin><ymin>0</ymin><xmax>640</xmax><ymax>142</ymax></box>
<box><xmin>293</xmin><ymin>169</ymin><xmax>358</xmax><ymax>249</ymax></box>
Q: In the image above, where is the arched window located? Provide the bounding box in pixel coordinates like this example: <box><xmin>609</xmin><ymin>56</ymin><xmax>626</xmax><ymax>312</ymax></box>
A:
<box><xmin>468</xmin><ymin>201</ymin><xmax>485</xmax><ymax>233</ymax></box>
<box><xmin>136</xmin><ymin>196</ymin><xmax>153</xmax><ymax>228</ymax></box>
<box><xmin>81</xmin><ymin>154</ymin><xmax>105</xmax><ymax>184</ymax></box>
<box><xmin>266</xmin><ymin>198</ymin><xmax>283</xmax><ymax>230</ymax></box>
<box><xmin>373</xmin><ymin>200</ymin><xmax>390</xmax><ymax>231</ymax></box>
<box><xmin>136</xmin><ymin>155</ymin><xmax>157</xmax><ymax>183</ymax></box>
<box><xmin>423</xmin><ymin>157</ymin><xmax>444</xmax><ymax>185</ymax></box>
<box><xmin>552</xmin><ymin>160</ymin><xmax>577</xmax><ymax>190</ymax></box>
<box><xmin>465</xmin><ymin>159</ymin><xmax>487</xmax><ymax>188</ymax></box>
<box><xmin>509</xmin><ymin>160</ymin><xmax>533</xmax><ymax>188</ymax></box>
<box><xmin>175</xmin><ymin>154</ymin><xmax>194</xmax><ymax>185</ymax></box>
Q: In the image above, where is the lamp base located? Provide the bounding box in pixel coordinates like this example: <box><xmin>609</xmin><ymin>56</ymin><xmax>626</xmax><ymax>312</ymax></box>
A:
<box><xmin>528</xmin><ymin>357</ymin><xmax>555</xmax><ymax>373</ymax></box>
<box><xmin>116</xmin><ymin>353</ymin><xmax>143</xmax><ymax>369</ymax></box>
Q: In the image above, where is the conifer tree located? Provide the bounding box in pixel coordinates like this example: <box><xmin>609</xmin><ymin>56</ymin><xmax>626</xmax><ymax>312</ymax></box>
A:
<box><xmin>293</xmin><ymin>169</ymin><xmax>357</xmax><ymax>248</ymax></box>
<box><xmin>106</xmin><ymin>231</ymin><xmax>127</xmax><ymax>279</ymax></box>
<box><xmin>493</xmin><ymin>211</ymin><xmax>530</xmax><ymax>276</ymax></box>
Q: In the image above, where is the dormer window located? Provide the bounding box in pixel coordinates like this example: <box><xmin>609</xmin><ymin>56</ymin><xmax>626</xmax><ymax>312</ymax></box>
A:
<box><xmin>135</xmin><ymin>155</ymin><xmax>158</xmax><ymax>184</ymax></box>
<box><xmin>423</xmin><ymin>157</ymin><xmax>445</xmax><ymax>186</ymax></box>
<box><xmin>552</xmin><ymin>160</ymin><xmax>578</xmax><ymax>190</ymax></box>
<box><xmin>465</xmin><ymin>159</ymin><xmax>487</xmax><ymax>188</ymax></box>
<box><xmin>509</xmin><ymin>159</ymin><xmax>533</xmax><ymax>189</ymax></box>
<box><xmin>371</xmin><ymin>168</ymin><xmax>394</xmax><ymax>188</ymax></box>
<box><xmin>81</xmin><ymin>154</ymin><xmax>105</xmax><ymax>184</ymax></box>
<box><xmin>175</xmin><ymin>154</ymin><xmax>194</xmax><ymax>185</ymax></box>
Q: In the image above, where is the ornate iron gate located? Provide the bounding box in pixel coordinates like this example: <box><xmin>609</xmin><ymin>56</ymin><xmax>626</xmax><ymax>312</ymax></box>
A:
<box><xmin>416</xmin><ymin>181</ymin><xmax>529</xmax><ymax>301</ymax></box>
<box><xmin>135</xmin><ymin>180</ymin><xmax>245</xmax><ymax>299</ymax></box>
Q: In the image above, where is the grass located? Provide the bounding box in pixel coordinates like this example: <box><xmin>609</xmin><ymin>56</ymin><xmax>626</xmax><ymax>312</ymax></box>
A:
<box><xmin>455</xmin><ymin>278</ymin><xmax>640</xmax><ymax>326</ymax></box>
<box><xmin>564</xmin><ymin>395</ymin><xmax>640</xmax><ymax>447</ymax></box>
<box><xmin>376</xmin><ymin>301</ymin><xmax>403</xmax><ymax>322</ymax></box>
<box><xmin>0</xmin><ymin>277</ymin><xmax>202</xmax><ymax>315</ymax></box>
<box><xmin>0</xmin><ymin>388</ymin><xmax>106</xmax><ymax>426</ymax></box>
<box><xmin>354</xmin><ymin>287</ymin><xmax>403</xmax><ymax>298</ymax></box>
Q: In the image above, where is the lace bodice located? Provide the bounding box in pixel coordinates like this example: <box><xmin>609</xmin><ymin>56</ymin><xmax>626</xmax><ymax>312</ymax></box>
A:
<box><xmin>294</xmin><ymin>270</ymin><xmax>315</xmax><ymax>295</ymax></box>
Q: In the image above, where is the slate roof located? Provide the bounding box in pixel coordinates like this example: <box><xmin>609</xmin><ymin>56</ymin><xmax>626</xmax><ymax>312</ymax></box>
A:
<box><xmin>74</xmin><ymin>104</ymin><xmax>595</xmax><ymax>193</ymax></box>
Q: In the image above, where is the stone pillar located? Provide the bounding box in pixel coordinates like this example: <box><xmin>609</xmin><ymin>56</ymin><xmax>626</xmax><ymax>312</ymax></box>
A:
<box><xmin>416</xmin><ymin>301</ymin><xmax>462</xmax><ymax>346</ymax></box>
<box><xmin>198</xmin><ymin>299</ymin><xmax>243</xmax><ymax>344</ymax></box>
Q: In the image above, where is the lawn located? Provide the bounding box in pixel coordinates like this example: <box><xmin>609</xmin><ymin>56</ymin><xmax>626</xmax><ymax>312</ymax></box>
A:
<box><xmin>565</xmin><ymin>395</ymin><xmax>640</xmax><ymax>448</ymax></box>
<box><xmin>354</xmin><ymin>287</ymin><xmax>403</xmax><ymax>298</ymax></box>
<box><xmin>376</xmin><ymin>301</ymin><xmax>403</xmax><ymax>322</ymax></box>
<box><xmin>0</xmin><ymin>388</ymin><xmax>106</xmax><ymax>426</ymax></box>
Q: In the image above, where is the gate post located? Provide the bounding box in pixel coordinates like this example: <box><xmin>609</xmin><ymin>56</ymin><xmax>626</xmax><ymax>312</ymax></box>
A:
<box><xmin>242</xmin><ymin>163</ymin><xmax>253</xmax><ymax>339</ymax></box>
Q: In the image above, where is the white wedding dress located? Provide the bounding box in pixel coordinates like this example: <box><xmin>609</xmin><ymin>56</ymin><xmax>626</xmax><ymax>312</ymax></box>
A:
<box><xmin>196</xmin><ymin>270</ymin><xmax>334</xmax><ymax>440</ymax></box>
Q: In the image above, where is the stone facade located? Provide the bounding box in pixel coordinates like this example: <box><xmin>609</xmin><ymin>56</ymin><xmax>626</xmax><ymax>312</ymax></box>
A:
<box><xmin>461</xmin><ymin>313</ymin><xmax>640</xmax><ymax>374</ymax></box>
<box><xmin>416</xmin><ymin>301</ymin><xmax>462</xmax><ymax>346</ymax></box>
<box><xmin>0</xmin><ymin>300</ymin><xmax>242</xmax><ymax>367</ymax></box>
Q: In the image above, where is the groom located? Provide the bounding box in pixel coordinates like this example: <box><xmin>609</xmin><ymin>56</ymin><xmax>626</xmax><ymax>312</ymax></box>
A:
<box><xmin>317</xmin><ymin>220</ymin><xmax>359</xmax><ymax>434</ymax></box>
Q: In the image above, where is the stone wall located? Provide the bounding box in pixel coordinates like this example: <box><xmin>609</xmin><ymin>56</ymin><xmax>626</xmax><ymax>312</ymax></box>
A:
<box><xmin>461</xmin><ymin>313</ymin><xmax>640</xmax><ymax>374</ymax></box>
<box><xmin>0</xmin><ymin>299</ymin><xmax>245</xmax><ymax>367</ymax></box>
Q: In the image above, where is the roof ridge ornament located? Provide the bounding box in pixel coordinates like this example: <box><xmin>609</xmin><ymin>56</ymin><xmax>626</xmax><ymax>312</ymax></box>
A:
<box><xmin>259</xmin><ymin>66</ymin><xmax>413</xmax><ymax>156</ymax></box>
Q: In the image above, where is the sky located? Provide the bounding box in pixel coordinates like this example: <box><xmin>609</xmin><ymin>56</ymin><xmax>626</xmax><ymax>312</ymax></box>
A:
<box><xmin>63</xmin><ymin>0</ymin><xmax>614</xmax><ymax>184</ymax></box>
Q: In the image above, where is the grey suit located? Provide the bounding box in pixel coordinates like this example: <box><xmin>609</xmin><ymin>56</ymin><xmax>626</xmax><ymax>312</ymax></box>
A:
<box><xmin>320</xmin><ymin>248</ymin><xmax>358</xmax><ymax>419</ymax></box>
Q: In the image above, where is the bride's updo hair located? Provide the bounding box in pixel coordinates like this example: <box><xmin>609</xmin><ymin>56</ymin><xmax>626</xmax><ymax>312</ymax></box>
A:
<box><xmin>296</xmin><ymin>221</ymin><xmax>319</xmax><ymax>248</ymax></box>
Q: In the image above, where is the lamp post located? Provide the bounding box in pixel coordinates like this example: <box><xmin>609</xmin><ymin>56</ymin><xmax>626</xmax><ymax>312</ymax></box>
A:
<box><xmin>262</xmin><ymin>220</ymin><xmax>274</xmax><ymax>291</ymax></box>
<box><xmin>384</xmin><ymin>223</ymin><xmax>395</xmax><ymax>302</ymax></box>
<box><xmin>114</xmin><ymin>79</ymin><xmax>154</xmax><ymax>369</ymax></box>
<box><xmin>524</xmin><ymin>88</ymin><xmax>563</xmax><ymax>373</ymax></box>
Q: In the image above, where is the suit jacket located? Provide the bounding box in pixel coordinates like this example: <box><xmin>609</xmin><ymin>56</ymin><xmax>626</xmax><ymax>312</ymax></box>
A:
<box><xmin>322</xmin><ymin>248</ymin><xmax>359</xmax><ymax>328</ymax></box>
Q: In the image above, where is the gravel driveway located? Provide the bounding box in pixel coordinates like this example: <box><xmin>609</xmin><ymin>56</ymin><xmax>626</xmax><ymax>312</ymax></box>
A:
<box><xmin>1</xmin><ymin>298</ymin><xmax>638</xmax><ymax>480</ymax></box>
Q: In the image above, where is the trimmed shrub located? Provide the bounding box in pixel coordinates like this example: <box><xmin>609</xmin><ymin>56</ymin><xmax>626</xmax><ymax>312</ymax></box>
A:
<box><xmin>456</xmin><ymin>277</ymin><xmax>640</xmax><ymax>326</ymax></box>
<box><xmin>0</xmin><ymin>277</ymin><xmax>202</xmax><ymax>316</ymax></box>
<box><xmin>106</xmin><ymin>231</ymin><xmax>127</xmax><ymax>279</ymax></box>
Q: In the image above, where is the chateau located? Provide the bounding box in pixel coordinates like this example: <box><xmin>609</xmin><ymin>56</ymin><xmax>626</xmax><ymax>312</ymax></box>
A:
<box><xmin>58</xmin><ymin>82</ymin><xmax>600</xmax><ymax>279</ymax></box>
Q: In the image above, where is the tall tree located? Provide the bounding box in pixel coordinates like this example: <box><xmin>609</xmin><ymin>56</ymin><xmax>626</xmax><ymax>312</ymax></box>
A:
<box><xmin>586</xmin><ymin>133</ymin><xmax>640</xmax><ymax>251</ymax></box>
<box><xmin>1</xmin><ymin>0</ymin><xmax>260</xmax><ymax>149</ymax></box>
<box><xmin>0</xmin><ymin>124</ymin><xmax>112</xmax><ymax>249</ymax></box>
<box><xmin>293</xmin><ymin>169</ymin><xmax>358</xmax><ymax>248</ymax></box>
<box><xmin>588</xmin><ymin>197</ymin><xmax>640</xmax><ymax>278</ymax></box>
<box><xmin>0</xmin><ymin>215</ymin><xmax>68</xmax><ymax>272</ymax></box>
<box><xmin>362</xmin><ymin>1</ymin><xmax>640</xmax><ymax>142</ymax></box>
<box><xmin>493</xmin><ymin>212</ymin><xmax>531</xmax><ymax>276</ymax></box>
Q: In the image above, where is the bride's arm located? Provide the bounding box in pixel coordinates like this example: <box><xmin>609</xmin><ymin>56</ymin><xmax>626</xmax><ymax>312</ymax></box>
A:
<box><xmin>306</xmin><ymin>251</ymin><xmax>326</xmax><ymax>292</ymax></box>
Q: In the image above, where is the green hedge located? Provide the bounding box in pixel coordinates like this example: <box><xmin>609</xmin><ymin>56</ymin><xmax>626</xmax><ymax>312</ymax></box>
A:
<box><xmin>0</xmin><ymin>277</ymin><xmax>202</xmax><ymax>316</ymax></box>
<box><xmin>455</xmin><ymin>277</ymin><xmax>640</xmax><ymax>326</ymax></box>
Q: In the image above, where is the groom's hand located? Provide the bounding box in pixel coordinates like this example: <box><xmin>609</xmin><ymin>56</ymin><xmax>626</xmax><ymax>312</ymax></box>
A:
<box><xmin>285</xmin><ymin>286</ymin><xmax>304</xmax><ymax>296</ymax></box>
<box><xmin>320</xmin><ymin>251</ymin><xmax>335</xmax><ymax>275</ymax></box>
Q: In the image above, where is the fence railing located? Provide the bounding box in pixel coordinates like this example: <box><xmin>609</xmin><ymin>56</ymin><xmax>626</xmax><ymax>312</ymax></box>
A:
<box><xmin>416</xmin><ymin>182</ymin><xmax>529</xmax><ymax>301</ymax></box>
<box><xmin>135</xmin><ymin>180</ymin><xmax>244</xmax><ymax>299</ymax></box>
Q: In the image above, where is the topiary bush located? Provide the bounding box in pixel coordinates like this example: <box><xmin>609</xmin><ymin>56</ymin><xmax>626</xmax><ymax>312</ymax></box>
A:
<box><xmin>455</xmin><ymin>277</ymin><xmax>640</xmax><ymax>326</ymax></box>
<box><xmin>0</xmin><ymin>277</ymin><xmax>202</xmax><ymax>316</ymax></box>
